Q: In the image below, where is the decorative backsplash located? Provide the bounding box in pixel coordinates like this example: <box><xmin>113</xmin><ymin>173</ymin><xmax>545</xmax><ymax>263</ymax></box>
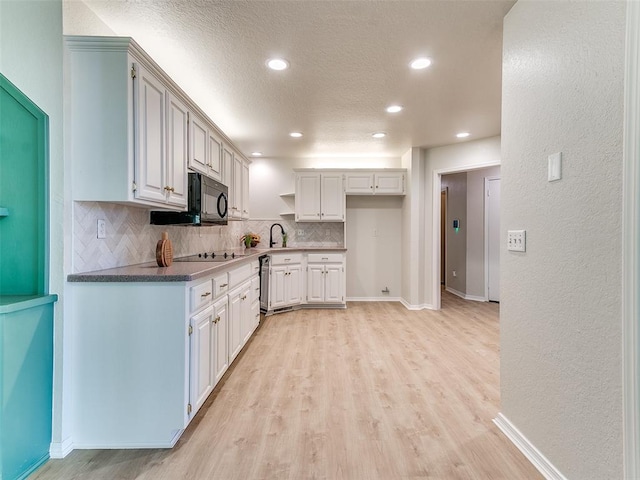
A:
<box><xmin>73</xmin><ymin>202</ymin><xmax>344</xmax><ymax>273</ymax></box>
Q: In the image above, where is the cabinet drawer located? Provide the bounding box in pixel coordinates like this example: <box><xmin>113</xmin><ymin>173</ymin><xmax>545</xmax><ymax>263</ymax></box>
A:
<box><xmin>271</xmin><ymin>253</ymin><xmax>302</xmax><ymax>265</ymax></box>
<box><xmin>212</xmin><ymin>272</ymin><xmax>229</xmax><ymax>299</ymax></box>
<box><xmin>229</xmin><ymin>262</ymin><xmax>254</xmax><ymax>288</ymax></box>
<box><xmin>190</xmin><ymin>279</ymin><xmax>213</xmax><ymax>313</ymax></box>
<box><xmin>307</xmin><ymin>253</ymin><xmax>343</xmax><ymax>263</ymax></box>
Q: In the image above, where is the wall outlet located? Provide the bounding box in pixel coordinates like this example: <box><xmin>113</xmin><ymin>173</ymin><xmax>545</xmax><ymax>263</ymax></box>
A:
<box><xmin>97</xmin><ymin>219</ymin><xmax>106</xmax><ymax>239</ymax></box>
<box><xmin>297</xmin><ymin>229</ymin><xmax>304</xmax><ymax>236</ymax></box>
<box><xmin>452</xmin><ymin>270</ymin><xmax>457</xmax><ymax>277</ymax></box>
<box><xmin>325</xmin><ymin>229</ymin><xmax>331</xmax><ymax>237</ymax></box>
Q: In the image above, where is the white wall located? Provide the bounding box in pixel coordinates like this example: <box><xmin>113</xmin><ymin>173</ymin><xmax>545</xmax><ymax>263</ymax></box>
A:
<box><xmin>466</xmin><ymin>165</ymin><xmax>500</xmax><ymax>298</ymax></box>
<box><xmin>423</xmin><ymin>136</ymin><xmax>501</xmax><ymax>308</ymax></box>
<box><xmin>0</xmin><ymin>0</ymin><xmax>67</xmax><ymax>453</ymax></box>
<box><xmin>346</xmin><ymin>196</ymin><xmax>403</xmax><ymax>299</ymax></box>
<box><xmin>501</xmin><ymin>2</ymin><xmax>624</xmax><ymax>478</ymax></box>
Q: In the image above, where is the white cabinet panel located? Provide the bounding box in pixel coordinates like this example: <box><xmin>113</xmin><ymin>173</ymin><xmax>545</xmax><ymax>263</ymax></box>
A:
<box><xmin>307</xmin><ymin>264</ymin><xmax>325</xmax><ymax>303</ymax></box>
<box><xmin>375</xmin><ymin>172</ymin><xmax>405</xmax><ymax>194</ymax></box>
<box><xmin>345</xmin><ymin>172</ymin><xmax>374</xmax><ymax>194</ymax></box>
<box><xmin>135</xmin><ymin>63</ymin><xmax>166</xmax><ymax>204</ymax></box>
<box><xmin>242</xmin><ymin>160</ymin><xmax>250</xmax><ymax>219</ymax></box>
<box><xmin>208</xmin><ymin>129</ymin><xmax>223</xmax><ymax>181</ymax></box>
<box><xmin>190</xmin><ymin>305</ymin><xmax>214</xmax><ymax>416</ymax></box>
<box><xmin>166</xmin><ymin>92</ymin><xmax>189</xmax><ymax>207</ymax></box>
<box><xmin>213</xmin><ymin>296</ymin><xmax>228</xmax><ymax>385</ymax></box>
<box><xmin>324</xmin><ymin>264</ymin><xmax>344</xmax><ymax>303</ymax></box>
<box><xmin>189</xmin><ymin>113</ymin><xmax>208</xmax><ymax>175</ymax></box>
<box><xmin>321</xmin><ymin>174</ymin><xmax>345</xmax><ymax>221</ymax></box>
<box><xmin>228</xmin><ymin>286</ymin><xmax>244</xmax><ymax>362</ymax></box>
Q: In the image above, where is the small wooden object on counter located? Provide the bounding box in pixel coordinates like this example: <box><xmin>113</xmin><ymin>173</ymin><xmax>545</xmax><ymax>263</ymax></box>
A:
<box><xmin>156</xmin><ymin>232</ymin><xmax>173</xmax><ymax>267</ymax></box>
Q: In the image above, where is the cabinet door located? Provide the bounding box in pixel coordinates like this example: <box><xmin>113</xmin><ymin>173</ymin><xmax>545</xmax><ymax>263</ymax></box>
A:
<box><xmin>307</xmin><ymin>264</ymin><xmax>325</xmax><ymax>303</ymax></box>
<box><xmin>241</xmin><ymin>160</ymin><xmax>250</xmax><ymax>219</ymax></box>
<box><xmin>190</xmin><ymin>305</ymin><xmax>214</xmax><ymax>416</ymax></box>
<box><xmin>222</xmin><ymin>146</ymin><xmax>233</xmax><ymax>188</ymax></box>
<box><xmin>166</xmin><ymin>92</ymin><xmax>188</xmax><ymax>207</ymax></box>
<box><xmin>213</xmin><ymin>296</ymin><xmax>228</xmax><ymax>386</ymax></box>
<box><xmin>269</xmin><ymin>265</ymin><xmax>287</xmax><ymax>309</ymax></box>
<box><xmin>240</xmin><ymin>282</ymin><xmax>252</xmax><ymax>344</ymax></box>
<box><xmin>208</xmin><ymin>128</ymin><xmax>223</xmax><ymax>181</ymax></box>
<box><xmin>228</xmin><ymin>289</ymin><xmax>243</xmax><ymax>362</ymax></box>
<box><xmin>375</xmin><ymin>172</ymin><xmax>405</xmax><ymax>194</ymax></box>
<box><xmin>287</xmin><ymin>265</ymin><xmax>302</xmax><ymax>305</ymax></box>
<box><xmin>189</xmin><ymin>112</ymin><xmax>209</xmax><ymax>175</ymax></box>
<box><xmin>345</xmin><ymin>172</ymin><xmax>374</xmax><ymax>194</ymax></box>
<box><xmin>295</xmin><ymin>173</ymin><xmax>321</xmax><ymax>221</ymax></box>
<box><xmin>134</xmin><ymin>63</ymin><xmax>166</xmax><ymax>204</ymax></box>
<box><xmin>231</xmin><ymin>155</ymin><xmax>243</xmax><ymax>219</ymax></box>
<box><xmin>321</xmin><ymin>173</ymin><xmax>345</xmax><ymax>221</ymax></box>
<box><xmin>325</xmin><ymin>264</ymin><xmax>345</xmax><ymax>303</ymax></box>
<box><xmin>250</xmin><ymin>300</ymin><xmax>260</xmax><ymax>334</ymax></box>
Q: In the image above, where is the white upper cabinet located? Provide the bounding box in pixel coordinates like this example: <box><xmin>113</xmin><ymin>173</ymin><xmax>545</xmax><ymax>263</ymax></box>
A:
<box><xmin>295</xmin><ymin>172</ymin><xmax>345</xmax><ymax>222</ymax></box>
<box><xmin>66</xmin><ymin>36</ymin><xmax>246</xmax><ymax>209</ymax></box>
<box><xmin>345</xmin><ymin>170</ymin><xmax>405</xmax><ymax>195</ymax></box>
<box><xmin>227</xmin><ymin>148</ymin><xmax>250</xmax><ymax>221</ymax></box>
<box><xmin>188</xmin><ymin>111</ymin><xmax>223</xmax><ymax>182</ymax></box>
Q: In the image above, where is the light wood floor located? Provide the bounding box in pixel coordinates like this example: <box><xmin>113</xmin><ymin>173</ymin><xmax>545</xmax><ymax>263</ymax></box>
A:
<box><xmin>33</xmin><ymin>292</ymin><xmax>542</xmax><ymax>479</ymax></box>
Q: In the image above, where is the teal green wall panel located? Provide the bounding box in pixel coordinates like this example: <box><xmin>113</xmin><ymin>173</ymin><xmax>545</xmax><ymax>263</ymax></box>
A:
<box><xmin>0</xmin><ymin>73</ymin><xmax>48</xmax><ymax>296</ymax></box>
<box><xmin>0</xmin><ymin>298</ymin><xmax>55</xmax><ymax>480</ymax></box>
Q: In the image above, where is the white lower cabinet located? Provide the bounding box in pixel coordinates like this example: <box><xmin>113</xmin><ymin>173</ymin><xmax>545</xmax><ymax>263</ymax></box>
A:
<box><xmin>307</xmin><ymin>253</ymin><xmax>345</xmax><ymax>304</ymax></box>
<box><xmin>269</xmin><ymin>253</ymin><xmax>302</xmax><ymax>310</ymax></box>
<box><xmin>69</xmin><ymin>259</ymin><xmax>260</xmax><ymax>449</ymax></box>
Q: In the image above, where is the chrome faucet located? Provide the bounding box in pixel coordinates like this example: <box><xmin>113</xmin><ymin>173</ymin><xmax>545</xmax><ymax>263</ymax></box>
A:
<box><xmin>269</xmin><ymin>223</ymin><xmax>285</xmax><ymax>248</ymax></box>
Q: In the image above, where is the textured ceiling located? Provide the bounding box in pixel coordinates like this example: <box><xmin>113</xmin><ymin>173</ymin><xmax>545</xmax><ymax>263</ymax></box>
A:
<box><xmin>81</xmin><ymin>0</ymin><xmax>514</xmax><ymax>160</ymax></box>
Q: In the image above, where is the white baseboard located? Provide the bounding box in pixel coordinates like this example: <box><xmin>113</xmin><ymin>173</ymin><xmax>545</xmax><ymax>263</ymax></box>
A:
<box><xmin>493</xmin><ymin>413</ymin><xmax>567</xmax><ymax>480</ymax></box>
<box><xmin>445</xmin><ymin>287</ymin><xmax>487</xmax><ymax>303</ymax></box>
<box><xmin>49</xmin><ymin>436</ymin><xmax>73</xmax><ymax>458</ymax></box>
<box><xmin>399</xmin><ymin>298</ymin><xmax>435</xmax><ymax>311</ymax></box>
<box><xmin>465</xmin><ymin>294</ymin><xmax>487</xmax><ymax>302</ymax></box>
<box><xmin>347</xmin><ymin>296</ymin><xmax>402</xmax><ymax>302</ymax></box>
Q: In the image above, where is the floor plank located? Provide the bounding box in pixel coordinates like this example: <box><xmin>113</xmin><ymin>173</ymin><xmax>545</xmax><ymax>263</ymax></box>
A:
<box><xmin>32</xmin><ymin>293</ymin><xmax>542</xmax><ymax>479</ymax></box>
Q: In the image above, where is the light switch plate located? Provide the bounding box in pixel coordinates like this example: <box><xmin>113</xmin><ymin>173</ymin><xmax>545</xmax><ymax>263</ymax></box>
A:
<box><xmin>548</xmin><ymin>152</ymin><xmax>562</xmax><ymax>182</ymax></box>
<box><xmin>507</xmin><ymin>230</ymin><xmax>526</xmax><ymax>252</ymax></box>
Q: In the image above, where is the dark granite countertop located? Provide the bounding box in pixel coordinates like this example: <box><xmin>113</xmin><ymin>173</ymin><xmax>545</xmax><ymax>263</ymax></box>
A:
<box><xmin>67</xmin><ymin>247</ymin><xmax>347</xmax><ymax>283</ymax></box>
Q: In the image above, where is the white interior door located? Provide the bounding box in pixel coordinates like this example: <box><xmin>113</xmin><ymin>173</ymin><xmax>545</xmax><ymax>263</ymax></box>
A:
<box><xmin>486</xmin><ymin>177</ymin><xmax>500</xmax><ymax>301</ymax></box>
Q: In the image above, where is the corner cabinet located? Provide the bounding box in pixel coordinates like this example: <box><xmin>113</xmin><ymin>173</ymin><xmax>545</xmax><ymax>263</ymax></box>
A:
<box><xmin>295</xmin><ymin>172</ymin><xmax>345</xmax><ymax>222</ymax></box>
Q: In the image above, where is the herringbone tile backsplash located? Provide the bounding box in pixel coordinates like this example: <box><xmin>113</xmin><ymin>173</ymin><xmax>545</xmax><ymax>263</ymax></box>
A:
<box><xmin>73</xmin><ymin>202</ymin><xmax>344</xmax><ymax>273</ymax></box>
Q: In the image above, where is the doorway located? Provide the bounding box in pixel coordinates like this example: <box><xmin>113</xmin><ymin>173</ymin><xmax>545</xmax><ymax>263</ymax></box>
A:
<box><xmin>432</xmin><ymin>164</ymin><xmax>501</xmax><ymax>310</ymax></box>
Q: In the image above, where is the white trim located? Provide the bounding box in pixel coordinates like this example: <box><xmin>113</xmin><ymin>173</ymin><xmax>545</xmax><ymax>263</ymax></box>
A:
<box><xmin>484</xmin><ymin>176</ymin><xmax>500</xmax><ymax>302</ymax></box>
<box><xmin>399</xmin><ymin>298</ymin><xmax>435</xmax><ymax>311</ymax></box>
<box><xmin>49</xmin><ymin>437</ymin><xmax>74</xmax><ymax>458</ymax></box>
<box><xmin>493</xmin><ymin>413</ymin><xmax>568</xmax><ymax>480</ymax></box>
<box><xmin>623</xmin><ymin>1</ymin><xmax>640</xmax><ymax>477</ymax></box>
<box><xmin>465</xmin><ymin>294</ymin><xmax>487</xmax><ymax>302</ymax></box>
<box><xmin>346</xmin><ymin>296</ymin><xmax>402</xmax><ymax>302</ymax></box>
<box><xmin>432</xmin><ymin>162</ymin><xmax>500</xmax><ymax>311</ymax></box>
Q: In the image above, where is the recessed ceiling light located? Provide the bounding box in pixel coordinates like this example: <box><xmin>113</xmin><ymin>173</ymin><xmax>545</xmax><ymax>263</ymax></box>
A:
<box><xmin>251</xmin><ymin>152</ymin><xmax>263</xmax><ymax>156</ymax></box>
<box><xmin>386</xmin><ymin>105</ymin><xmax>403</xmax><ymax>113</ymax></box>
<box><xmin>456</xmin><ymin>132</ymin><xmax>470</xmax><ymax>138</ymax></box>
<box><xmin>267</xmin><ymin>58</ymin><xmax>289</xmax><ymax>70</ymax></box>
<box><xmin>290</xmin><ymin>132</ymin><xmax>303</xmax><ymax>138</ymax></box>
<box><xmin>372</xmin><ymin>132</ymin><xmax>386</xmax><ymax>138</ymax></box>
<box><xmin>410</xmin><ymin>57</ymin><xmax>432</xmax><ymax>70</ymax></box>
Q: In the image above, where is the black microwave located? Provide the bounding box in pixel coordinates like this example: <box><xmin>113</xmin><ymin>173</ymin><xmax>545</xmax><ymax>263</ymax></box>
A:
<box><xmin>150</xmin><ymin>173</ymin><xmax>228</xmax><ymax>226</ymax></box>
